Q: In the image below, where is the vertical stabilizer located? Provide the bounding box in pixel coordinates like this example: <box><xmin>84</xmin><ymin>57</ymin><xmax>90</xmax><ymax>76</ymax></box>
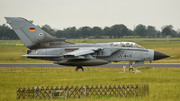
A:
<box><xmin>5</xmin><ymin>17</ymin><xmax>55</xmax><ymax>49</ymax></box>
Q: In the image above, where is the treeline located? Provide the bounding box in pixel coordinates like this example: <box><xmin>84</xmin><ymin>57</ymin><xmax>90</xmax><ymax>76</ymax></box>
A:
<box><xmin>0</xmin><ymin>23</ymin><xmax>180</xmax><ymax>40</ymax></box>
<box><xmin>0</xmin><ymin>24</ymin><xmax>19</xmax><ymax>40</ymax></box>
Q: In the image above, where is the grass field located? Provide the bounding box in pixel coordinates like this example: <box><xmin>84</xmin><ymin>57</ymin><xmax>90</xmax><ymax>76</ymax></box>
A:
<box><xmin>0</xmin><ymin>38</ymin><xmax>180</xmax><ymax>63</ymax></box>
<box><xmin>0</xmin><ymin>67</ymin><xmax>179</xmax><ymax>101</ymax></box>
<box><xmin>0</xmin><ymin>38</ymin><xmax>180</xmax><ymax>101</ymax></box>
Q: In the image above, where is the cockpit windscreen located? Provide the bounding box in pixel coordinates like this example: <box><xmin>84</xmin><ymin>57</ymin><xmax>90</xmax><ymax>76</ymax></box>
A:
<box><xmin>108</xmin><ymin>42</ymin><xmax>145</xmax><ymax>48</ymax></box>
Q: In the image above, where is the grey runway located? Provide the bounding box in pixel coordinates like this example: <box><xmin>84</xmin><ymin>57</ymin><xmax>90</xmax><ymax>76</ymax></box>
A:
<box><xmin>0</xmin><ymin>63</ymin><xmax>180</xmax><ymax>68</ymax></box>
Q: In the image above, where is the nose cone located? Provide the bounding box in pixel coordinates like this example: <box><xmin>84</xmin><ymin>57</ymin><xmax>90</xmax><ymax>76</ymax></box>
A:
<box><xmin>154</xmin><ymin>51</ymin><xmax>169</xmax><ymax>60</ymax></box>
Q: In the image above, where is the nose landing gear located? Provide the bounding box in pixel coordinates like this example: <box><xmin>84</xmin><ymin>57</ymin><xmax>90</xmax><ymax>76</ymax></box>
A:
<box><xmin>129</xmin><ymin>61</ymin><xmax>134</xmax><ymax>71</ymax></box>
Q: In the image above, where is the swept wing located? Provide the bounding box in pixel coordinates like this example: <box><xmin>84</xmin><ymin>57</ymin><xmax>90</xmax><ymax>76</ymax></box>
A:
<box><xmin>63</xmin><ymin>47</ymin><xmax>103</xmax><ymax>58</ymax></box>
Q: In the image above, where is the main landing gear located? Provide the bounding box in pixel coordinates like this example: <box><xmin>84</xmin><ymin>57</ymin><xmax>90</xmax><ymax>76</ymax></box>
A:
<box><xmin>75</xmin><ymin>66</ymin><xmax>84</xmax><ymax>71</ymax></box>
<box><xmin>129</xmin><ymin>61</ymin><xmax>134</xmax><ymax>71</ymax></box>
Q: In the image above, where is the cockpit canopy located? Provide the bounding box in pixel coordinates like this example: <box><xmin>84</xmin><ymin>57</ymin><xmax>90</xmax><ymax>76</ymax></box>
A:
<box><xmin>108</xmin><ymin>42</ymin><xmax>145</xmax><ymax>48</ymax></box>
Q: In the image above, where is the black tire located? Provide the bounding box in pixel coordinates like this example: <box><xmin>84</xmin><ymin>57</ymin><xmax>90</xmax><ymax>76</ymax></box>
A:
<box><xmin>75</xmin><ymin>66</ymin><xmax>84</xmax><ymax>71</ymax></box>
<box><xmin>129</xmin><ymin>68</ymin><xmax>134</xmax><ymax>71</ymax></box>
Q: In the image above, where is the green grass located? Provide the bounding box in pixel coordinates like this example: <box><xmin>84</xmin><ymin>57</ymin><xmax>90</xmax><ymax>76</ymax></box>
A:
<box><xmin>0</xmin><ymin>40</ymin><xmax>23</xmax><ymax>45</ymax></box>
<box><xmin>0</xmin><ymin>67</ymin><xmax>179</xmax><ymax>101</ymax></box>
<box><xmin>0</xmin><ymin>38</ymin><xmax>180</xmax><ymax>63</ymax></box>
<box><xmin>0</xmin><ymin>45</ymin><xmax>51</xmax><ymax>63</ymax></box>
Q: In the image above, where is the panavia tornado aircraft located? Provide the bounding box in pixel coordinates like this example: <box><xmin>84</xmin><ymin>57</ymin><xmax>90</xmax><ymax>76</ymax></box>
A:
<box><xmin>5</xmin><ymin>17</ymin><xmax>169</xmax><ymax>71</ymax></box>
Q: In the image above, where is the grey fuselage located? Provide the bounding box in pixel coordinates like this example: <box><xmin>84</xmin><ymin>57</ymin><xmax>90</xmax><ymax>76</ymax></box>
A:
<box><xmin>27</xmin><ymin>42</ymin><xmax>154</xmax><ymax>63</ymax></box>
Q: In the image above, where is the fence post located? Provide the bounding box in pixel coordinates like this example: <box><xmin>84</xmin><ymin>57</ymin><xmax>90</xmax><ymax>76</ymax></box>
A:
<box><xmin>66</xmin><ymin>85</ymin><xmax>69</xmax><ymax>98</ymax></box>
<box><xmin>84</xmin><ymin>85</ymin><xmax>87</xmax><ymax>97</ymax></box>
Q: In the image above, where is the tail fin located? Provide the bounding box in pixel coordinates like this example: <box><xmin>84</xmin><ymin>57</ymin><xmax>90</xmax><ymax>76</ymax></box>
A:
<box><xmin>5</xmin><ymin>17</ymin><xmax>57</xmax><ymax>49</ymax></box>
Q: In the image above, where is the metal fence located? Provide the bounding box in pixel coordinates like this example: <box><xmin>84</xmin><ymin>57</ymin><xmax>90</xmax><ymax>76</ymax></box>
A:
<box><xmin>17</xmin><ymin>84</ymin><xmax>149</xmax><ymax>99</ymax></box>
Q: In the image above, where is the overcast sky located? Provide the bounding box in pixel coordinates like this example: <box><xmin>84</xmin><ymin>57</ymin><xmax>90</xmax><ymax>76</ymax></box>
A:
<box><xmin>0</xmin><ymin>0</ymin><xmax>180</xmax><ymax>31</ymax></box>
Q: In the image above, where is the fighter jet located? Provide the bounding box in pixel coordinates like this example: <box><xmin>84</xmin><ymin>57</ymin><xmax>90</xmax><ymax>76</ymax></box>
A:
<box><xmin>5</xmin><ymin>17</ymin><xmax>169</xmax><ymax>71</ymax></box>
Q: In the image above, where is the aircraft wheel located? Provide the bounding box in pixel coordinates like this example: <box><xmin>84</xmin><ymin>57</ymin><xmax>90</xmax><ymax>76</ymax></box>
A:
<box><xmin>75</xmin><ymin>66</ymin><xmax>84</xmax><ymax>71</ymax></box>
<box><xmin>129</xmin><ymin>68</ymin><xmax>134</xmax><ymax>71</ymax></box>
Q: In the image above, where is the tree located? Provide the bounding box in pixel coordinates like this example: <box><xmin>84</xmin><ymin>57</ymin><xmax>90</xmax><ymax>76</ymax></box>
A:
<box><xmin>63</xmin><ymin>27</ymin><xmax>77</xmax><ymax>39</ymax></box>
<box><xmin>74</xmin><ymin>29</ymin><xmax>82</xmax><ymax>38</ymax></box>
<box><xmin>119</xmin><ymin>25</ymin><xmax>129</xmax><ymax>37</ymax></box>
<box><xmin>55</xmin><ymin>30</ymin><xmax>64</xmax><ymax>38</ymax></box>
<box><xmin>91</xmin><ymin>27</ymin><xmax>102</xmax><ymax>39</ymax></box>
<box><xmin>103</xmin><ymin>27</ymin><xmax>111</xmax><ymax>38</ymax></box>
<box><xmin>156</xmin><ymin>31</ymin><xmax>161</xmax><ymax>38</ymax></box>
<box><xmin>80</xmin><ymin>26</ymin><xmax>91</xmax><ymax>38</ymax></box>
<box><xmin>147</xmin><ymin>26</ymin><xmax>157</xmax><ymax>38</ymax></box>
<box><xmin>0</xmin><ymin>24</ymin><xmax>19</xmax><ymax>40</ymax></box>
<box><xmin>41</xmin><ymin>24</ymin><xmax>55</xmax><ymax>36</ymax></box>
<box><xmin>3</xmin><ymin>21</ymin><xmax>180</xmax><ymax>39</ymax></box>
<box><xmin>128</xmin><ymin>29</ymin><xmax>134</xmax><ymax>37</ymax></box>
<box><xmin>110</xmin><ymin>24</ymin><xmax>129</xmax><ymax>38</ymax></box>
<box><xmin>161</xmin><ymin>25</ymin><xmax>173</xmax><ymax>37</ymax></box>
<box><xmin>171</xmin><ymin>30</ymin><xmax>177</xmax><ymax>37</ymax></box>
<box><xmin>134</xmin><ymin>24</ymin><xmax>147</xmax><ymax>37</ymax></box>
